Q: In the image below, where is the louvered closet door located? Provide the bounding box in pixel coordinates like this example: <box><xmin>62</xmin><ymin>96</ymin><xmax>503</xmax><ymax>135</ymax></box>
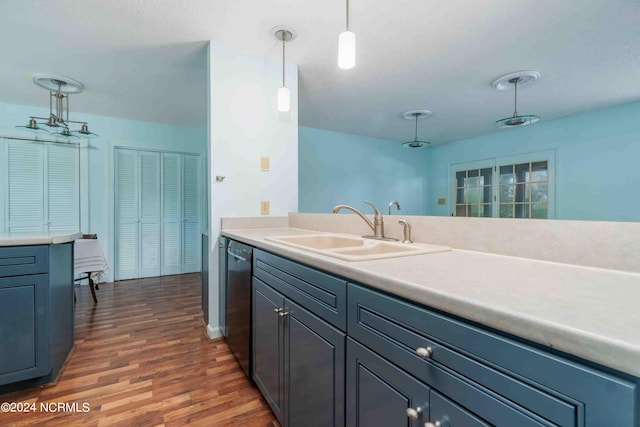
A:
<box><xmin>7</xmin><ymin>142</ymin><xmax>44</xmax><ymax>233</ymax></box>
<box><xmin>139</xmin><ymin>151</ymin><xmax>161</xmax><ymax>278</ymax></box>
<box><xmin>46</xmin><ymin>144</ymin><xmax>80</xmax><ymax>232</ymax></box>
<box><xmin>182</xmin><ymin>154</ymin><xmax>201</xmax><ymax>273</ymax></box>
<box><xmin>115</xmin><ymin>149</ymin><xmax>139</xmax><ymax>280</ymax></box>
<box><xmin>162</xmin><ymin>153</ymin><xmax>182</xmax><ymax>276</ymax></box>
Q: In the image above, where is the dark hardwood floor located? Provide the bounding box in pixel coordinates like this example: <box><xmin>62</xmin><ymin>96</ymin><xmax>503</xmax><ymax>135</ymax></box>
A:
<box><xmin>1</xmin><ymin>273</ymin><xmax>278</xmax><ymax>427</ymax></box>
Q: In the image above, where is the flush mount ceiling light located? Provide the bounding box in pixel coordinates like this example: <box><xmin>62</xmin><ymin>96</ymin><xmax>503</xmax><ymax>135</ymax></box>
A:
<box><xmin>493</xmin><ymin>71</ymin><xmax>540</xmax><ymax>128</ymax></box>
<box><xmin>16</xmin><ymin>75</ymin><xmax>98</xmax><ymax>138</ymax></box>
<box><xmin>338</xmin><ymin>0</ymin><xmax>355</xmax><ymax>69</ymax></box>
<box><xmin>273</xmin><ymin>26</ymin><xmax>296</xmax><ymax>112</ymax></box>
<box><xmin>401</xmin><ymin>110</ymin><xmax>432</xmax><ymax>148</ymax></box>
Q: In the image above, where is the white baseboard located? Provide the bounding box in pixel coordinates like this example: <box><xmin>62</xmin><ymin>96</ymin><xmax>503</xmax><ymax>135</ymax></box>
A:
<box><xmin>206</xmin><ymin>324</ymin><xmax>222</xmax><ymax>339</ymax></box>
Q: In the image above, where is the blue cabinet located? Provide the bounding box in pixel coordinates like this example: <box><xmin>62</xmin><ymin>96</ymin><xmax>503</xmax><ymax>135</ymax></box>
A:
<box><xmin>347</xmin><ymin>338</ymin><xmax>491</xmax><ymax>427</ymax></box>
<box><xmin>252</xmin><ymin>250</ymin><xmax>346</xmax><ymax>427</ymax></box>
<box><xmin>245</xmin><ymin>246</ymin><xmax>639</xmax><ymax>427</ymax></box>
<box><xmin>0</xmin><ymin>243</ymin><xmax>74</xmax><ymax>390</ymax></box>
<box><xmin>348</xmin><ymin>282</ymin><xmax>638</xmax><ymax>427</ymax></box>
<box><xmin>0</xmin><ymin>274</ymin><xmax>50</xmax><ymax>384</ymax></box>
<box><xmin>252</xmin><ymin>277</ymin><xmax>284</xmax><ymax>422</ymax></box>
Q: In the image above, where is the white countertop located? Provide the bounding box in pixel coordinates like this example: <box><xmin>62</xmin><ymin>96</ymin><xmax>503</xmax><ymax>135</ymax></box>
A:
<box><xmin>222</xmin><ymin>227</ymin><xmax>640</xmax><ymax>377</ymax></box>
<box><xmin>0</xmin><ymin>231</ymin><xmax>82</xmax><ymax>246</ymax></box>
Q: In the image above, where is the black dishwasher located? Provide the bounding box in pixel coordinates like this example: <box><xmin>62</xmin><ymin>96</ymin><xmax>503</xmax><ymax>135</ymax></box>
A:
<box><xmin>225</xmin><ymin>240</ymin><xmax>253</xmax><ymax>377</ymax></box>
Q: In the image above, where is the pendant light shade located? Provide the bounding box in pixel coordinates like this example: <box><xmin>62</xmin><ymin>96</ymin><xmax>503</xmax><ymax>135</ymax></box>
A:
<box><xmin>71</xmin><ymin>122</ymin><xmax>99</xmax><ymax>138</ymax></box>
<box><xmin>338</xmin><ymin>31</ymin><xmax>356</xmax><ymax>69</ymax></box>
<box><xmin>277</xmin><ymin>86</ymin><xmax>290</xmax><ymax>112</ymax></box>
<box><xmin>338</xmin><ymin>0</ymin><xmax>355</xmax><ymax>69</ymax></box>
<box><xmin>273</xmin><ymin>27</ymin><xmax>295</xmax><ymax>112</ymax></box>
<box><xmin>493</xmin><ymin>71</ymin><xmax>540</xmax><ymax>128</ymax></box>
<box><xmin>401</xmin><ymin>110</ymin><xmax>432</xmax><ymax>148</ymax></box>
<box><xmin>16</xmin><ymin>117</ymin><xmax>49</xmax><ymax>133</ymax></box>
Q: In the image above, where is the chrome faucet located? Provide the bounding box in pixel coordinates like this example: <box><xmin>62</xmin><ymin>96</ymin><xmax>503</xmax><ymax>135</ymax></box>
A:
<box><xmin>333</xmin><ymin>200</ymin><xmax>397</xmax><ymax>241</ymax></box>
<box><xmin>388</xmin><ymin>200</ymin><xmax>401</xmax><ymax>215</ymax></box>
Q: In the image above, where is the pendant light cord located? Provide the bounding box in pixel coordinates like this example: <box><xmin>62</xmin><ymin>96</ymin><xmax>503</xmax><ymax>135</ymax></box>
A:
<box><xmin>513</xmin><ymin>78</ymin><xmax>519</xmax><ymax>118</ymax></box>
<box><xmin>346</xmin><ymin>0</ymin><xmax>350</xmax><ymax>30</ymax></box>
<box><xmin>282</xmin><ymin>36</ymin><xmax>286</xmax><ymax>87</ymax></box>
<box><xmin>414</xmin><ymin>114</ymin><xmax>419</xmax><ymax>142</ymax></box>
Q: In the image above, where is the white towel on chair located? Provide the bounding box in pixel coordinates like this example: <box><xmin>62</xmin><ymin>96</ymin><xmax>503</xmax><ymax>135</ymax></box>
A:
<box><xmin>74</xmin><ymin>239</ymin><xmax>109</xmax><ymax>282</ymax></box>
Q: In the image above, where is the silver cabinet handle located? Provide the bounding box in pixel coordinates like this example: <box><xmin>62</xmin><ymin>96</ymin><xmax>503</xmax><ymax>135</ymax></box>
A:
<box><xmin>278</xmin><ymin>311</ymin><xmax>289</xmax><ymax>318</ymax></box>
<box><xmin>406</xmin><ymin>407</ymin><xmax>422</xmax><ymax>420</ymax></box>
<box><xmin>274</xmin><ymin>308</ymin><xmax>283</xmax><ymax>314</ymax></box>
<box><xmin>425</xmin><ymin>422</ymin><xmax>441</xmax><ymax>427</ymax></box>
<box><xmin>416</xmin><ymin>347</ymin><xmax>433</xmax><ymax>359</ymax></box>
<box><xmin>227</xmin><ymin>248</ymin><xmax>247</xmax><ymax>262</ymax></box>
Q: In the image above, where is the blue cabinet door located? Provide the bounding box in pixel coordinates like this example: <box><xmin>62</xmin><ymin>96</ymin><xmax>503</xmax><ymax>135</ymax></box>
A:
<box><xmin>252</xmin><ymin>277</ymin><xmax>285</xmax><ymax>424</ymax></box>
<box><xmin>0</xmin><ymin>274</ymin><xmax>50</xmax><ymax>385</ymax></box>
<box><xmin>284</xmin><ymin>299</ymin><xmax>345</xmax><ymax>427</ymax></box>
<box><xmin>346</xmin><ymin>338</ymin><xmax>430</xmax><ymax>427</ymax></box>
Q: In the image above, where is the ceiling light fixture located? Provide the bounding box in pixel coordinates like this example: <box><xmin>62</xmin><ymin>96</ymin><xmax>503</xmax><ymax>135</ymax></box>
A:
<box><xmin>338</xmin><ymin>0</ymin><xmax>355</xmax><ymax>69</ymax></box>
<box><xmin>16</xmin><ymin>75</ymin><xmax>98</xmax><ymax>138</ymax></box>
<box><xmin>401</xmin><ymin>110</ymin><xmax>432</xmax><ymax>148</ymax></box>
<box><xmin>493</xmin><ymin>71</ymin><xmax>540</xmax><ymax>128</ymax></box>
<box><xmin>273</xmin><ymin>26</ymin><xmax>296</xmax><ymax>112</ymax></box>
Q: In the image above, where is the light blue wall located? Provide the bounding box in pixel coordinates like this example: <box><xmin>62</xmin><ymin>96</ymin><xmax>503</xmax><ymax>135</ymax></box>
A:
<box><xmin>299</xmin><ymin>126</ymin><xmax>428</xmax><ymax>215</ymax></box>
<box><xmin>0</xmin><ymin>101</ymin><xmax>207</xmax><ymax>282</ymax></box>
<box><xmin>426</xmin><ymin>100</ymin><xmax>640</xmax><ymax>221</ymax></box>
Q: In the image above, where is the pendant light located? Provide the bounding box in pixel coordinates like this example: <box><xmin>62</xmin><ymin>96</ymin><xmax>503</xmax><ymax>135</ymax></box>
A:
<box><xmin>338</xmin><ymin>0</ymin><xmax>355</xmax><ymax>69</ymax></box>
<box><xmin>16</xmin><ymin>75</ymin><xmax>98</xmax><ymax>138</ymax></box>
<box><xmin>493</xmin><ymin>71</ymin><xmax>540</xmax><ymax>128</ymax></box>
<box><xmin>273</xmin><ymin>27</ymin><xmax>296</xmax><ymax>112</ymax></box>
<box><xmin>401</xmin><ymin>110</ymin><xmax>432</xmax><ymax>148</ymax></box>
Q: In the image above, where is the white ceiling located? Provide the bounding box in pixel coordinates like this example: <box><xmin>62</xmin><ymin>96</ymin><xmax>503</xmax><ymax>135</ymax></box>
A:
<box><xmin>1</xmin><ymin>0</ymin><xmax>639</xmax><ymax>144</ymax></box>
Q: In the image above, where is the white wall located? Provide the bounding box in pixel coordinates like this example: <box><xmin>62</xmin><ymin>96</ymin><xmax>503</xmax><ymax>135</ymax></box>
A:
<box><xmin>207</xmin><ymin>42</ymin><xmax>299</xmax><ymax>337</ymax></box>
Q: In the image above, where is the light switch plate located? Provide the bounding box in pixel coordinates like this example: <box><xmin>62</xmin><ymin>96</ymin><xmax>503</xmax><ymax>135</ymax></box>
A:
<box><xmin>260</xmin><ymin>200</ymin><xmax>270</xmax><ymax>215</ymax></box>
<box><xmin>438</xmin><ymin>198</ymin><xmax>446</xmax><ymax>205</ymax></box>
<box><xmin>260</xmin><ymin>156</ymin><xmax>270</xmax><ymax>171</ymax></box>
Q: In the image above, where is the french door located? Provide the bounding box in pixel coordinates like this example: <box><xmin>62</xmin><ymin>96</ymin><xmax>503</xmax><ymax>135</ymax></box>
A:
<box><xmin>115</xmin><ymin>148</ymin><xmax>201</xmax><ymax>280</ymax></box>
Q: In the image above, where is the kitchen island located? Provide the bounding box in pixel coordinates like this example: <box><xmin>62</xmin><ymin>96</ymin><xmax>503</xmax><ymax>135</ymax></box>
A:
<box><xmin>0</xmin><ymin>232</ymin><xmax>80</xmax><ymax>392</ymax></box>
<box><xmin>221</xmin><ymin>226</ymin><xmax>640</xmax><ymax>427</ymax></box>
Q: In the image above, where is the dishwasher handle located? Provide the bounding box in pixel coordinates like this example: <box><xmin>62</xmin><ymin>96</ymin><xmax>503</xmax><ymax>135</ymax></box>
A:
<box><xmin>227</xmin><ymin>248</ymin><xmax>247</xmax><ymax>263</ymax></box>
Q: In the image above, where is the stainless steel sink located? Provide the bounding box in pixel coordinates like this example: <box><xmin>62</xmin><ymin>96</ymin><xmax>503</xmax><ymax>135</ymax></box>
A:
<box><xmin>265</xmin><ymin>234</ymin><xmax>450</xmax><ymax>261</ymax></box>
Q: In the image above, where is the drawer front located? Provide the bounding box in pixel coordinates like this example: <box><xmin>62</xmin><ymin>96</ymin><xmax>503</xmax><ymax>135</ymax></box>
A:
<box><xmin>348</xmin><ymin>283</ymin><xmax>637</xmax><ymax>427</ymax></box>
<box><xmin>0</xmin><ymin>246</ymin><xmax>49</xmax><ymax>278</ymax></box>
<box><xmin>253</xmin><ymin>249</ymin><xmax>347</xmax><ymax>330</ymax></box>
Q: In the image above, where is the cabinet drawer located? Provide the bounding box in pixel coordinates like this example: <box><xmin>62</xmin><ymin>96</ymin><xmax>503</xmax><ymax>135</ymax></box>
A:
<box><xmin>253</xmin><ymin>249</ymin><xmax>347</xmax><ymax>330</ymax></box>
<box><xmin>0</xmin><ymin>246</ymin><xmax>48</xmax><ymax>278</ymax></box>
<box><xmin>348</xmin><ymin>283</ymin><xmax>637</xmax><ymax>427</ymax></box>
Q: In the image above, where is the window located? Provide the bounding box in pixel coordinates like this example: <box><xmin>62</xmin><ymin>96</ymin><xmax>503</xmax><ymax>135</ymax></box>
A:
<box><xmin>451</xmin><ymin>151</ymin><xmax>555</xmax><ymax>219</ymax></box>
<box><xmin>455</xmin><ymin>167</ymin><xmax>493</xmax><ymax>217</ymax></box>
<box><xmin>498</xmin><ymin>161</ymin><xmax>549</xmax><ymax>218</ymax></box>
